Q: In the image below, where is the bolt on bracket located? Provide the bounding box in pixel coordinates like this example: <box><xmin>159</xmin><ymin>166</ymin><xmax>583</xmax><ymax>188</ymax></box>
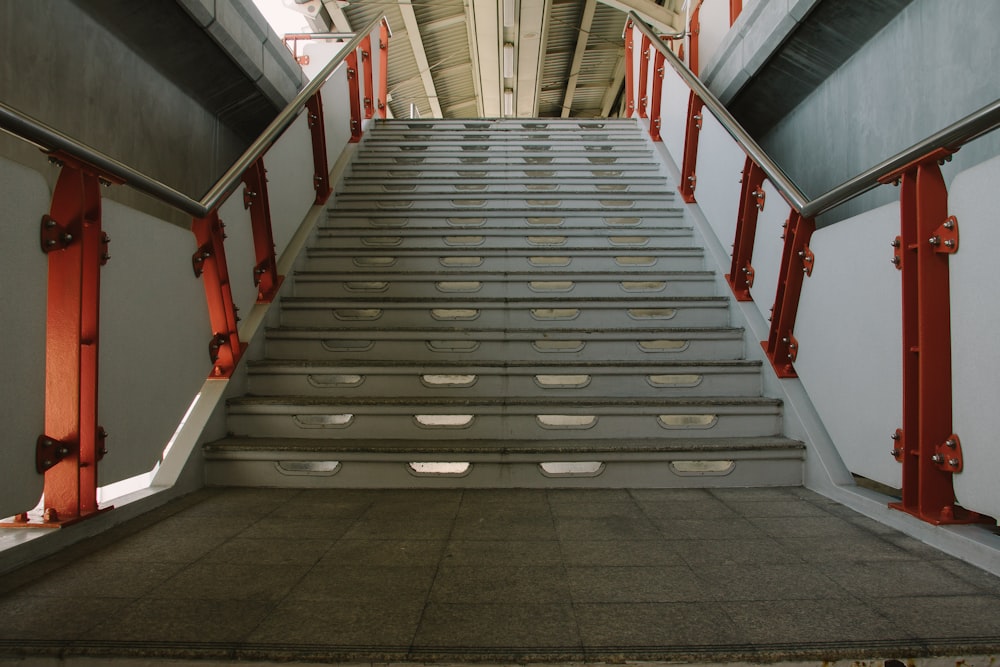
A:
<box><xmin>933</xmin><ymin>433</ymin><xmax>964</xmax><ymax>473</ymax></box>
<box><xmin>930</xmin><ymin>216</ymin><xmax>959</xmax><ymax>254</ymax></box>
<box><xmin>36</xmin><ymin>435</ymin><xmax>72</xmax><ymax>474</ymax></box>
<box><xmin>799</xmin><ymin>246</ymin><xmax>815</xmax><ymax>276</ymax></box>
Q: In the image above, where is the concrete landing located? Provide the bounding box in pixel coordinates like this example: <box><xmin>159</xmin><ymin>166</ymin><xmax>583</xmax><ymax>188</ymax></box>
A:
<box><xmin>0</xmin><ymin>488</ymin><xmax>998</xmax><ymax>664</ymax></box>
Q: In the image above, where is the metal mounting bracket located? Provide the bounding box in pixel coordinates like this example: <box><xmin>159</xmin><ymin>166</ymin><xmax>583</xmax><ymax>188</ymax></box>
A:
<box><xmin>891</xmin><ymin>236</ymin><xmax>903</xmax><ymax>269</ymax></box>
<box><xmin>932</xmin><ymin>433</ymin><xmax>963</xmax><ymax>473</ymax></box>
<box><xmin>799</xmin><ymin>246</ymin><xmax>814</xmax><ymax>276</ymax></box>
<box><xmin>890</xmin><ymin>428</ymin><xmax>903</xmax><ymax>460</ymax></box>
<box><xmin>753</xmin><ymin>188</ymin><xmax>765</xmax><ymax>211</ymax></box>
<box><xmin>192</xmin><ymin>243</ymin><xmax>212</xmax><ymax>278</ymax></box>
<box><xmin>744</xmin><ymin>261</ymin><xmax>755</xmax><ymax>289</ymax></box>
<box><xmin>36</xmin><ymin>435</ymin><xmax>72</xmax><ymax>474</ymax></box>
<box><xmin>930</xmin><ymin>216</ymin><xmax>959</xmax><ymax>254</ymax></box>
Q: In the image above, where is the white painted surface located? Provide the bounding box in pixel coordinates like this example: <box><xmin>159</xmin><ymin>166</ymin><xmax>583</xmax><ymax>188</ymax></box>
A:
<box><xmin>793</xmin><ymin>202</ymin><xmax>903</xmax><ymax>489</ymax></box>
<box><xmin>217</xmin><ymin>187</ymin><xmax>259</xmax><ymax>314</ymax></box>
<box><xmin>659</xmin><ymin>60</ymin><xmax>690</xmax><ymax>170</ymax></box>
<box><xmin>629</xmin><ymin>26</ymin><xmax>642</xmax><ymax>116</ymax></box>
<box><xmin>696</xmin><ymin>0</ymin><xmax>732</xmax><ymax>76</ymax></box>
<box><xmin>948</xmin><ymin>154</ymin><xmax>1000</xmax><ymax>520</ymax></box>
<box><xmin>693</xmin><ymin>112</ymin><xmax>744</xmax><ymax>262</ymax></box>
<box><xmin>262</xmin><ymin>112</ymin><xmax>315</xmax><ymax>256</ymax></box>
<box><xmin>747</xmin><ymin>180</ymin><xmax>792</xmax><ymax>323</ymax></box>
<box><xmin>321</xmin><ymin>65</ymin><xmax>355</xmax><ymax>168</ymax></box>
<box><xmin>0</xmin><ymin>159</ymin><xmax>49</xmax><ymax>517</ymax></box>
<box><xmin>98</xmin><ymin>201</ymin><xmax>210</xmax><ymax>484</ymax></box>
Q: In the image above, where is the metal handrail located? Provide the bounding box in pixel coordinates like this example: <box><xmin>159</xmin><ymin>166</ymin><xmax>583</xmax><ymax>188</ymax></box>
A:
<box><xmin>629</xmin><ymin>12</ymin><xmax>1000</xmax><ymax>219</ymax></box>
<box><xmin>0</xmin><ymin>15</ymin><xmax>391</xmax><ymax>220</ymax></box>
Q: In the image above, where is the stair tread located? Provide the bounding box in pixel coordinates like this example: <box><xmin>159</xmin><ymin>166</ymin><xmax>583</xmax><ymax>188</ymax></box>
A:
<box><xmin>247</xmin><ymin>359</ymin><xmax>760</xmax><ymax>370</ymax></box>
<box><xmin>206</xmin><ymin>436</ymin><xmax>804</xmax><ymax>454</ymax></box>
<box><xmin>228</xmin><ymin>395</ymin><xmax>783</xmax><ymax>407</ymax></box>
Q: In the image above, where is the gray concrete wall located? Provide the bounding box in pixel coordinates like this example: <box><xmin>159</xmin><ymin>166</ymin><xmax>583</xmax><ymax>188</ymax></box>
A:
<box><xmin>758</xmin><ymin>0</ymin><xmax>1000</xmax><ymax>223</ymax></box>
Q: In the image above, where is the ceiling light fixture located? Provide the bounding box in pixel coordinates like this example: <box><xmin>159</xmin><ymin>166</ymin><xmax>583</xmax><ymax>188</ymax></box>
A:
<box><xmin>503</xmin><ymin>88</ymin><xmax>514</xmax><ymax>116</ymax></box>
<box><xmin>503</xmin><ymin>0</ymin><xmax>516</xmax><ymax>28</ymax></box>
<box><xmin>503</xmin><ymin>43</ymin><xmax>515</xmax><ymax>78</ymax></box>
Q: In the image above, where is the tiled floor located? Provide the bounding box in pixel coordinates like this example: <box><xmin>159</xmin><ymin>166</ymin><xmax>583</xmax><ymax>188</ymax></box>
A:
<box><xmin>1</xmin><ymin>487</ymin><xmax>999</xmax><ymax>664</ymax></box>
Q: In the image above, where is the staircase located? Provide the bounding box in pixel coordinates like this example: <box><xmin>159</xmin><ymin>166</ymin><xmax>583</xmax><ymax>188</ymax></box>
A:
<box><xmin>204</xmin><ymin>119</ymin><xmax>804</xmax><ymax>488</ymax></box>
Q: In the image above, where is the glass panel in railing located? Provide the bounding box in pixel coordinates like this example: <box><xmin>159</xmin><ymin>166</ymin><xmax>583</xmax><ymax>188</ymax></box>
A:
<box><xmin>697</xmin><ymin>0</ymin><xmax>732</xmax><ymax>73</ymax></box>
<box><xmin>320</xmin><ymin>65</ymin><xmax>355</xmax><ymax>166</ymax></box>
<box><xmin>694</xmin><ymin>111</ymin><xmax>744</xmax><ymax>256</ymax></box>
<box><xmin>98</xmin><ymin>201</ymin><xmax>213</xmax><ymax>489</ymax></box>
<box><xmin>948</xmin><ymin>154</ymin><xmax>1000</xmax><ymax>521</ymax></box>
<box><xmin>0</xmin><ymin>158</ymin><xmax>47</xmax><ymax>517</ymax></box>
<box><xmin>792</xmin><ymin>201</ymin><xmax>903</xmax><ymax>490</ymax></box>
<box><xmin>260</xmin><ymin>112</ymin><xmax>316</xmax><ymax>257</ymax></box>
<box><xmin>659</xmin><ymin>54</ymin><xmax>691</xmax><ymax>170</ymax></box>
<box><xmin>218</xmin><ymin>186</ymin><xmax>262</xmax><ymax>314</ymax></box>
<box><xmin>747</xmin><ymin>179</ymin><xmax>793</xmax><ymax>323</ymax></box>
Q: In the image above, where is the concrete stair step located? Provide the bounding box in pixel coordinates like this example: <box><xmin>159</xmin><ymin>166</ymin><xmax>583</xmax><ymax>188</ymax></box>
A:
<box><xmin>290</xmin><ymin>271</ymin><xmax>716</xmax><ymax>298</ymax></box>
<box><xmin>351</xmin><ymin>155</ymin><xmax>651</xmax><ymax>167</ymax></box>
<box><xmin>263</xmin><ymin>326</ymin><xmax>747</xmax><ymax>362</ymax></box>
<box><xmin>225</xmin><ymin>395</ymin><xmax>784</xmax><ymax>440</ymax></box>
<box><xmin>246</xmin><ymin>359</ymin><xmax>763</xmax><ymax>398</ymax></box>
<box><xmin>203</xmin><ymin>435</ymin><xmax>804</xmax><ymax>488</ymax></box>
<box><xmin>331</xmin><ymin>194</ymin><xmax>672</xmax><ymax>210</ymax></box>
<box><xmin>323</xmin><ymin>213</ymin><xmax>686</xmax><ymax>228</ymax></box>
<box><xmin>277</xmin><ymin>296</ymin><xmax>730</xmax><ymax>329</ymax></box>
<box><xmin>311</xmin><ymin>230</ymin><xmax>695</xmax><ymax>250</ymax></box>
<box><xmin>347</xmin><ymin>165</ymin><xmax>663</xmax><ymax>178</ymax></box>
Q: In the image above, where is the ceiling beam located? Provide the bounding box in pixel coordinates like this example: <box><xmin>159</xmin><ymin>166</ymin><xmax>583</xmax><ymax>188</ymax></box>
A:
<box><xmin>560</xmin><ymin>0</ymin><xmax>597</xmax><ymax>118</ymax></box>
<box><xmin>600</xmin><ymin>52</ymin><xmax>627</xmax><ymax>117</ymax></box>
<box><xmin>397</xmin><ymin>0</ymin><xmax>443</xmax><ymax>118</ymax></box>
<box><xmin>468</xmin><ymin>0</ymin><xmax>502</xmax><ymax>117</ymax></box>
<box><xmin>597</xmin><ymin>0</ymin><xmax>683</xmax><ymax>32</ymax></box>
<box><xmin>319</xmin><ymin>0</ymin><xmax>353</xmax><ymax>32</ymax></box>
<box><xmin>516</xmin><ymin>0</ymin><xmax>551</xmax><ymax>117</ymax></box>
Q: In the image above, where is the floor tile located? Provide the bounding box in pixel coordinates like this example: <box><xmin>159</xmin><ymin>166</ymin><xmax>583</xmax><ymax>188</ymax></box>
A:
<box><xmin>549</xmin><ymin>500</ymin><xmax>644</xmax><ymax>519</ymax></box>
<box><xmin>201</xmin><ymin>536</ymin><xmax>334</xmax><ymax>565</ymax></box>
<box><xmin>674</xmin><ymin>538</ymin><xmax>803</xmax><ymax>568</ymax></box>
<box><xmin>93</xmin><ymin>531</ymin><xmax>229</xmax><ymax>563</ymax></box>
<box><xmin>413</xmin><ymin>602</ymin><xmax>581</xmax><ymax>649</ymax></box>
<box><xmin>555</xmin><ymin>515</ymin><xmax>661</xmax><ymax>541</ymax></box>
<box><xmin>320</xmin><ymin>539</ymin><xmax>447</xmax><ymax>567</ymax></box>
<box><xmin>653</xmin><ymin>517</ymin><xmax>761</xmax><ymax>541</ymax></box>
<box><xmin>823</xmin><ymin>559</ymin><xmax>982</xmax><ymax>598</ymax></box>
<box><xmin>443</xmin><ymin>539</ymin><xmax>563</xmax><ymax>566</ymax></box>
<box><xmin>692</xmin><ymin>562</ymin><xmax>851</xmax><ymax>601</ymax></box>
<box><xmin>0</xmin><ymin>594</ymin><xmax>132</xmax><ymax>640</ymax></box>
<box><xmin>430</xmin><ymin>565</ymin><xmax>569</xmax><ymax>603</ymax></box>
<box><xmin>747</xmin><ymin>515</ymin><xmax>871</xmax><ymax>539</ymax></box>
<box><xmin>722</xmin><ymin>499</ymin><xmax>831</xmax><ymax>518</ymax></box>
<box><xmin>12</xmin><ymin>559</ymin><xmax>185</xmax><ymax>599</ymax></box>
<box><xmin>720</xmin><ymin>598</ymin><xmax>907</xmax><ymax>645</ymax></box>
<box><xmin>866</xmin><ymin>594</ymin><xmax>1000</xmax><ymax>637</ymax></box>
<box><xmin>286</xmin><ymin>564</ymin><xmax>437</xmax><ymax>603</ymax></box>
<box><xmin>250</xmin><ymin>597</ymin><xmax>424</xmax><ymax>647</ymax></box>
<box><xmin>236</xmin><ymin>517</ymin><xmax>357</xmax><ymax>541</ymax></box>
<box><xmin>575</xmin><ymin>601</ymin><xmax>748</xmax><ymax>648</ymax></box>
<box><xmin>566</xmin><ymin>565</ymin><xmax>706</xmax><ymax>603</ymax></box>
<box><xmin>340</xmin><ymin>517</ymin><xmax>455</xmax><ymax>541</ymax></box>
<box><xmin>777</xmin><ymin>534</ymin><xmax>916</xmax><ymax>562</ymax></box>
<box><xmin>558</xmin><ymin>540</ymin><xmax>682</xmax><ymax>567</ymax></box>
<box><xmin>450</xmin><ymin>512</ymin><xmax>557</xmax><ymax>541</ymax></box>
<box><xmin>87</xmin><ymin>597</ymin><xmax>273</xmax><ymax>643</ymax></box>
<box><xmin>148</xmin><ymin>562</ymin><xmax>310</xmax><ymax>601</ymax></box>
<box><xmin>634</xmin><ymin>499</ymin><xmax>740</xmax><ymax>520</ymax></box>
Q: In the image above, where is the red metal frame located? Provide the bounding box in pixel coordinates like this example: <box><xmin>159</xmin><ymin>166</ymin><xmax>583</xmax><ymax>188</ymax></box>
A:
<box><xmin>648</xmin><ymin>47</ymin><xmax>666</xmax><ymax>141</ymax></box>
<box><xmin>624</xmin><ymin>21</ymin><xmax>635</xmax><ymax>116</ymax></box>
<box><xmin>726</xmin><ymin>156</ymin><xmax>766</xmax><ymax>301</ymax></box>
<box><xmin>730</xmin><ymin>0</ymin><xmax>743</xmax><ymax>25</ymax></box>
<box><xmin>884</xmin><ymin>155</ymin><xmax>980</xmax><ymax>524</ymax></box>
<box><xmin>678</xmin><ymin>91</ymin><xmax>704</xmax><ymax>203</ymax></box>
<box><xmin>689</xmin><ymin>1</ymin><xmax>702</xmax><ymax>76</ymax></box>
<box><xmin>360</xmin><ymin>35</ymin><xmax>375</xmax><ymax>119</ymax></box>
<box><xmin>305</xmin><ymin>92</ymin><xmax>332</xmax><ymax>204</ymax></box>
<box><xmin>192</xmin><ymin>211</ymin><xmax>247</xmax><ymax>378</ymax></box>
<box><xmin>761</xmin><ymin>210</ymin><xmax>814</xmax><ymax>378</ymax></box>
<box><xmin>378</xmin><ymin>20</ymin><xmax>390</xmax><ymax>119</ymax></box>
<box><xmin>346</xmin><ymin>49</ymin><xmax>363</xmax><ymax>142</ymax></box>
<box><xmin>637</xmin><ymin>34</ymin><xmax>652</xmax><ymax>118</ymax></box>
<box><xmin>16</xmin><ymin>160</ymin><xmax>113</xmax><ymax>527</ymax></box>
<box><xmin>241</xmin><ymin>158</ymin><xmax>284</xmax><ymax>303</ymax></box>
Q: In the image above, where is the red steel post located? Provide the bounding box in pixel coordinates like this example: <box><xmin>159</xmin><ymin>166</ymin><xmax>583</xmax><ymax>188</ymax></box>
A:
<box><xmin>305</xmin><ymin>92</ymin><xmax>332</xmax><ymax>204</ymax></box>
<box><xmin>241</xmin><ymin>158</ymin><xmax>284</xmax><ymax>303</ymax></box>
<box><xmin>637</xmin><ymin>34</ymin><xmax>651</xmax><ymax>118</ymax></box>
<box><xmin>35</xmin><ymin>161</ymin><xmax>110</xmax><ymax>526</ymax></box>
<box><xmin>730</xmin><ymin>0</ymin><xmax>743</xmax><ymax>25</ymax></box>
<box><xmin>377</xmin><ymin>20</ymin><xmax>390</xmax><ymax>119</ymax></box>
<box><xmin>191</xmin><ymin>211</ymin><xmax>246</xmax><ymax>378</ymax></box>
<box><xmin>726</xmin><ymin>156</ymin><xmax>766</xmax><ymax>301</ymax></box>
<box><xmin>761</xmin><ymin>210</ymin><xmax>814</xmax><ymax>378</ymax></box>
<box><xmin>689</xmin><ymin>2</ymin><xmax>702</xmax><ymax>76</ymax></box>
<box><xmin>678</xmin><ymin>91</ymin><xmax>704</xmax><ymax>203</ymax></box>
<box><xmin>887</xmin><ymin>156</ymin><xmax>979</xmax><ymax>524</ymax></box>
<box><xmin>346</xmin><ymin>49</ymin><xmax>363</xmax><ymax>142</ymax></box>
<box><xmin>360</xmin><ymin>35</ymin><xmax>375</xmax><ymax>119</ymax></box>
<box><xmin>648</xmin><ymin>47</ymin><xmax>666</xmax><ymax>141</ymax></box>
<box><xmin>624</xmin><ymin>21</ymin><xmax>635</xmax><ymax>117</ymax></box>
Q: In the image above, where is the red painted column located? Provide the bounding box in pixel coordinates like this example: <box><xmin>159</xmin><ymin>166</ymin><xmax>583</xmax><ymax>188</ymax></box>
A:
<box><xmin>726</xmin><ymin>156</ymin><xmax>766</xmax><ymax>301</ymax></box>
<box><xmin>192</xmin><ymin>211</ymin><xmax>246</xmax><ymax>378</ymax></box>
<box><xmin>689</xmin><ymin>2</ymin><xmax>702</xmax><ymax>76</ymax></box>
<box><xmin>346</xmin><ymin>49</ymin><xmax>363</xmax><ymax>142</ymax></box>
<box><xmin>730</xmin><ymin>0</ymin><xmax>743</xmax><ymax>25</ymax></box>
<box><xmin>887</xmin><ymin>156</ymin><xmax>979</xmax><ymax>524</ymax></box>
<box><xmin>241</xmin><ymin>158</ymin><xmax>284</xmax><ymax>303</ymax></box>
<box><xmin>34</xmin><ymin>161</ymin><xmax>110</xmax><ymax>526</ymax></box>
<box><xmin>637</xmin><ymin>34</ymin><xmax>651</xmax><ymax>118</ymax></box>
<box><xmin>624</xmin><ymin>21</ymin><xmax>635</xmax><ymax>117</ymax></box>
<box><xmin>678</xmin><ymin>91</ymin><xmax>704</xmax><ymax>203</ymax></box>
<box><xmin>648</xmin><ymin>47</ymin><xmax>666</xmax><ymax>141</ymax></box>
<box><xmin>360</xmin><ymin>35</ymin><xmax>375</xmax><ymax>119</ymax></box>
<box><xmin>377</xmin><ymin>20</ymin><xmax>390</xmax><ymax>119</ymax></box>
<box><xmin>761</xmin><ymin>211</ymin><xmax>814</xmax><ymax>378</ymax></box>
<box><xmin>305</xmin><ymin>92</ymin><xmax>332</xmax><ymax>204</ymax></box>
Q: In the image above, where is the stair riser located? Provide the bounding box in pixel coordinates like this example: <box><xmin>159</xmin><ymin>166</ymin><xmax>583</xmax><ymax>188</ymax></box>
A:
<box><xmin>333</xmin><ymin>198</ymin><xmax>673</xmax><ymax>211</ymax></box>
<box><xmin>301</xmin><ymin>255</ymin><xmax>706</xmax><ymax>273</ymax></box>
<box><xmin>342</xmin><ymin>183</ymin><xmax>669</xmax><ymax>195</ymax></box>
<box><xmin>323</xmin><ymin>216</ymin><xmax>685</xmax><ymax>228</ymax></box>
<box><xmin>264</xmin><ymin>337</ymin><xmax>746</xmax><ymax>362</ymax></box>
<box><xmin>291</xmin><ymin>278</ymin><xmax>716</xmax><ymax>299</ymax></box>
<box><xmin>311</xmin><ymin>235</ymin><xmax>695</xmax><ymax>250</ymax></box>
<box><xmin>227</xmin><ymin>410</ymin><xmax>782</xmax><ymax>440</ymax></box>
<box><xmin>246</xmin><ymin>370</ymin><xmax>761</xmax><ymax>399</ymax></box>
<box><xmin>348</xmin><ymin>168</ymin><xmax>662</xmax><ymax>179</ymax></box>
<box><xmin>204</xmin><ymin>456</ymin><xmax>803</xmax><ymax>489</ymax></box>
<box><xmin>352</xmin><ymin>156</ymin><xmax>651</xmax><ymax>167</ymax></box>
<box><xmin>278</xmin><ymin>304</ymin><xmax>730</xmax><ymax>329</ymax></box>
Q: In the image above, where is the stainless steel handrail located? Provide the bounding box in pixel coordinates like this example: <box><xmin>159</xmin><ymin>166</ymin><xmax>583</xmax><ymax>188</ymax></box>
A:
<box><xmin>629</xmin><ymin>12</ymin><xmax>1000</xmax><ymax>219</ymax></box>
<box><xmin>0</xmin><ymin>15</ymin><xmax>390</xmax><ymax>220</ymax></box>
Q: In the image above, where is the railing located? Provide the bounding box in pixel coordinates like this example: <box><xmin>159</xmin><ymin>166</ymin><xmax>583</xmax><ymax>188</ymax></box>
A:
<box><xmin>0</xmin><ymin>16</ymin><xmax>392</xmax><ymax>527</ymax></box>
<box><xmin>626</xmin><ymin>12</ymin><xmax>1000</xmax><ymax>527</ymax></box>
